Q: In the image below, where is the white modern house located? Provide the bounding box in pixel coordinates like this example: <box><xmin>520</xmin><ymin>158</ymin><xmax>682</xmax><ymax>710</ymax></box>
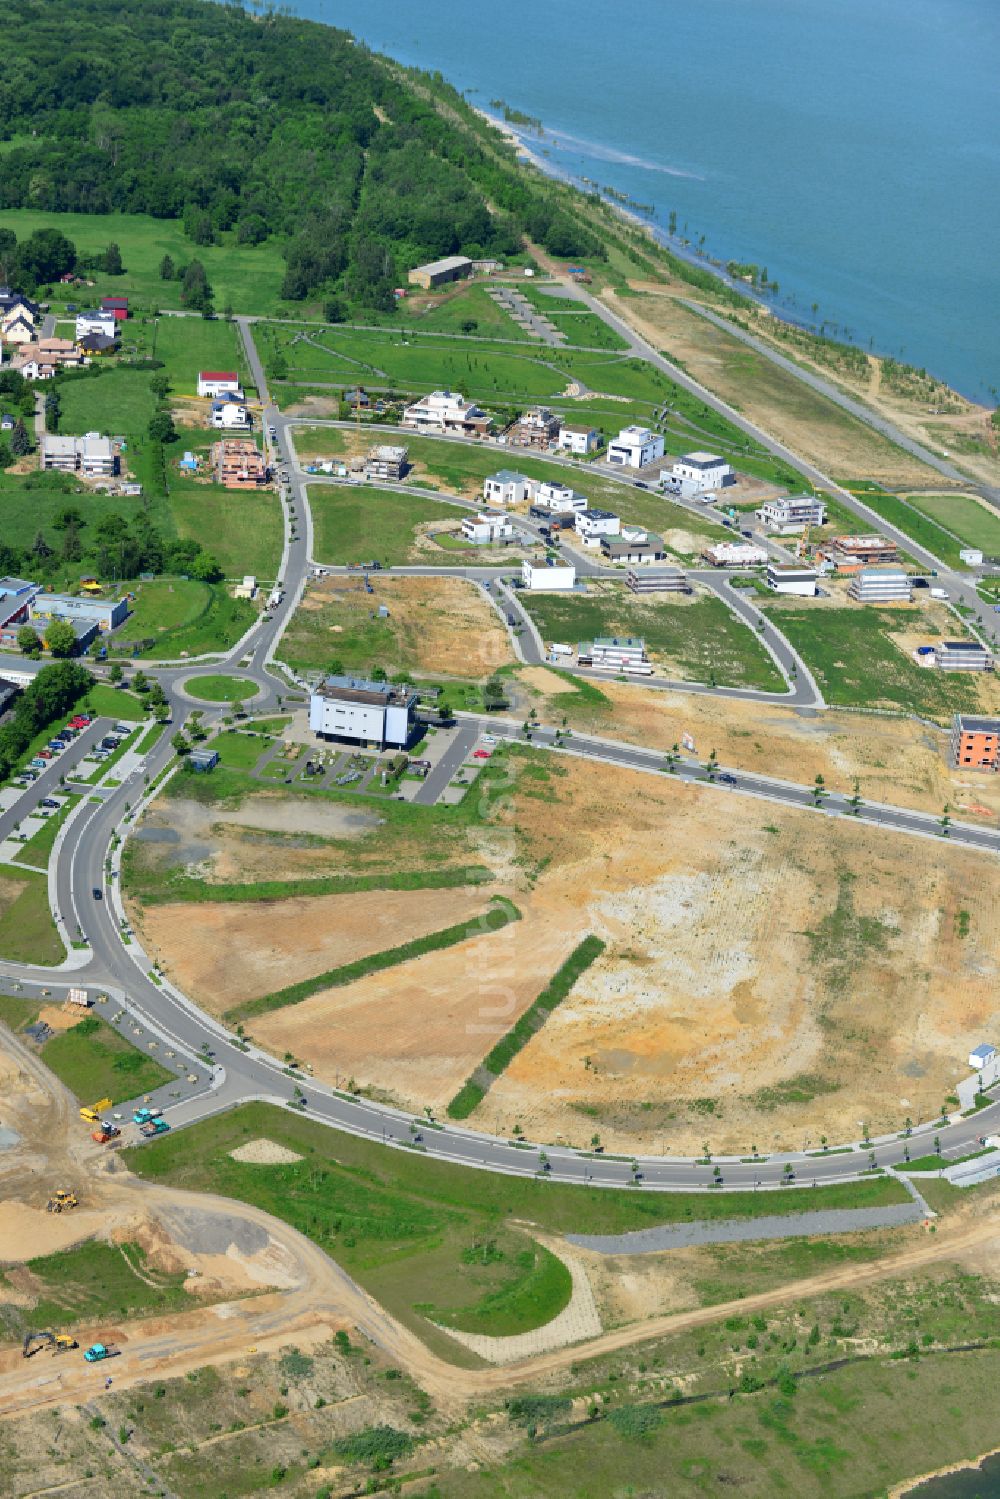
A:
<box><xmin>756</xmin><ymin>495</ymin><xmax>828</xmax><ymax>534</ymax></box>
<box><xmin>462</xmin><ymin>511</ymin><xmax>515</xmax><ymax>545</ymax></box>
<box><xmin>848</xmin><ymin>566</ymin><xmax>912</xmax><ymax>603</ymax></box>
<box><xmin>607</xmin><ymin>425</ymin><xmax>664</xmax><ymax>469</ymax></box>
<box><xmin>309</xmin><ymin>675</ymin><xmax>417</xmax><ymax>749</ymax></box>
<box><xmin>702</xmin><ymin>542</ymin><xmax>768</xmax><ymax>567</ymax></box>
<box><xmin>521</xmin><ymin>560</ymin><xmax>576</xmax><ymax>591</ymax></box>
<box><xmin>531</xmin><ymin>481</ymin><xmax>588</xmax><ymax>514</ymax></box>
<box><xmin>557</xmin><ymin>423</ymin><xmax>600</xmax><ymax>456</ymax></box>
<box><xmin>766</xmin><ymin>562</ymin><xmax>818</xmax><ymax>596</ymax></box>
<box><xmin>575</xmin><ymin>508</ymin><xmax>621</xmax><ymax>547</ymax></box>
<box><xmin>41</xmin><ymin>432</ymin><xmax>115</xmax><ymax>477</ymax></box>
<box><xmin>197</xmin><ymin>371</ymin><xmax>243</xmax><ymax>399</ymax></box>
<box><xmin>401</xmin><ymin>389</ymin><xmax>491</xmax><ymax>437</ymax></box>
<box><xmin>75</xmin><ymin>310</ymin><xmax>118</xmax><ymax>342</ymax></box>
<box><xmin>666</xmin><ymin>452</ymin><xmax>734</xmax><ymax>493</ymax></box>
<box><xmin>210</xmin><ymin>397</ymin><xmax>252</xmax><ymax>430</ymax></box>
<box><xmin>484</xmin><ymin>470</ymin><xmax>535</xmax><ymax>507</ymax></box>
<box><xmin>934</xmin><ymin>640</ymin><xmax>994</xmax><ymax>672</ymax></box>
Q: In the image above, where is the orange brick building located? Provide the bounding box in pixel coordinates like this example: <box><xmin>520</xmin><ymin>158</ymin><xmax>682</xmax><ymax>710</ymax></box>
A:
<box><xmin>950</xmin><ymin>714</ymin><xmax>1000</xmax><ymax>770</ymax></box>
<box><xmin>212</xmin><ymin>439</ymin><xmax>268</xmax><ymax>490</ymax></box>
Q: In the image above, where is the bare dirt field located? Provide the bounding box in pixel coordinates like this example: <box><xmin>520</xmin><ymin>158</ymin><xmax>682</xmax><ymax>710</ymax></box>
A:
<box><xmin>135</xmin><ymin>884</ymin><xmax>495</xmax><ymax>1014</ymax></box>
<box><xmin>602</xmin><ymin>286</ymin><xmax>942</xmax><ymax>488</ymax></box>
<box><xmin>518</xmin><ymin>665</ymin><xmax>1000</xmax><ymax>823</ymax></box>
<box><xmin>283</xmin><ymin>572</ymin><xmax>514</xmax><ymax>680</ymax></box>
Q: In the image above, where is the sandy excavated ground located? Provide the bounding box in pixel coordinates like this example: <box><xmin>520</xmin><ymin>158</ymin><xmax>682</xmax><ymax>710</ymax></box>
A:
<box><xmin>137</xmin><ymin>885</ymin><xmax>495</xmax><ymax>1014</ymax></box>
<box><xmin>518</xmin><ymin>665</ymin><xmax>1000</xmax><ymax>824</ymax></box>
<box><xmin>600</xmin><ymin>286</ymin><xmax>951</xmax><ymax>489</ymax></box>
<box><xmin>291</xmin><ymin>573</ymin><xmax>514</xmax><ymax>679</ymax></box>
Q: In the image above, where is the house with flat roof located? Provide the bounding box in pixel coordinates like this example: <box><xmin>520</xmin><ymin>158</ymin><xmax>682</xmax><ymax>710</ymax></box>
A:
<box><xmin>402</xmin><ymin>389</ymin><xmax>491</xmax><ymax>438</ymax></box>
<box><xmin>462</xmin><ymin>511</ymin><xmax>514</xmax><ymax>545</ymax></box>
<box><xmin>213</xmin><ymin>439</ymin><xmax>268</xmax><ymax>489</ymax></box>
<box><xmin>848</xmin><ymin>566</ymin><xmax>912</xmax><ymax>603</ymax></box>
<box><xmin>757</xmin><ymin>495</ymin><xmax>827</xmax><ymax>534</ymax></box>
<box><xmin>407</xmin><ymin>255</ymin><xmax>472</xmax><ymax>290</ymax></box>
<box><xmin>366</xmin><ymin>444</ymin><xmax>409</xmax><ymax>480</ymax></box>
<box><xmin>626</xmin><ymin>568</ymin><xmax>690</xmax><ymax>594</ymax></box>
<box><xmin>41</xmin><ymin>433</ymin><xmax>116</xmax><ymax>477</ymax></box>
<box><xmin>949</xmin><ymin>714</ymin><xmax>1000</xmax><ymax>770</ymax></box>
<box><xmin>767</xmin><ymin>562</ymin><xmax>818</xmax><ymax>596</ymax></box>
<box><xmin>557</xmin><ymin>423</ymin><xmax>600</xmax><ymax>456</ymax></box>
<box><xmin>30</xmin><ymin>592</ymin><xmax>128</xmax><ymax>632</ymax></box>
<box><xmin>969</xmin><ymin>1044</ymin><xmax>997</xmax><ymax>1070</ymax></box>
<box><xmin>575</xmin><ymin>508</ymin><xmax>621</xmax><ymax>547</ymax></box>
<box><xmin>666</xmin><ymin>452</ymin><xmax>735</xmax><ymax>493</ymax></box>
<box><xmin>601</xmin><ymin>532</ymin><xmax>667</xmax><ymax>566</ymax></box>
<box><xmin>0</xmin><ymin>576</ymin><xmax>39</xmax><ymax>644</ymax></box>
<box><xmin>934</xmin><ymin>640</ymin><xmax>993</xmax><ymax>672</ymax></box>
<box><xmin>521</xmin><ymin>559</ymin><xmax>576</xmax><ymax>591</ymax></box>
<box><xmin>607</xmin><ymin>425</ymin><xmax>665</xmax><ymax>469</ymax></box>
<box><xmin>309</xmin><ymin>675</ymin><xmax>417</xmax><ymax>749</ymax></box>
<box><xmin>508</xmin><ymin>407</ymin><xmax>559</xmax><ymax>448</ymax></box>
<box><xmin>820</xmin><ymin>534</ymin><xmax>898</xmax><ymax>572</ymax></box>
<box><xmin>210</xmin><ymin>397</ymin><xmax>252</xmax><ymax>431</ymax></box>
<box><xmin>530</xmin><ymin>481</ymin><xmax>588</xmax><ymax>515</ymax></box>
<box><xmin>484</xmin><ymin>470</ymin><xmax>535</xmax><ymax>507</ymax></box>
<box><xmin>75</xmin><ymin>310</ymin><xmax>117</xmax><ymax>342</ymax></box>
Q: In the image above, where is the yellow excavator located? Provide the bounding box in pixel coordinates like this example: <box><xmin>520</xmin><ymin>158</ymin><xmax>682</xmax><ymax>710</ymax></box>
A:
<box><xmin>22</xmin><ymin>1331</ymin><xmax>78</xmax><ymax>1358</ymax></box>
<box><xmin>45</xmin><ymin>1189</ymin><xmax>79</xmax><ymax>1214</ymax></box>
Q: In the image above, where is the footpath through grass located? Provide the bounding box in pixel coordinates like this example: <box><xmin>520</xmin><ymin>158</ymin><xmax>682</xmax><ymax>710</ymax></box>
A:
<box><xmin>42</xmin><ymin>1014</ymin><xmax>172</xmax><ymax>1106</ymax></box>
<box><xmin>229</xmin><ymin>895</ymin><xmax>520</xmax><ymax>1023</ymax></box>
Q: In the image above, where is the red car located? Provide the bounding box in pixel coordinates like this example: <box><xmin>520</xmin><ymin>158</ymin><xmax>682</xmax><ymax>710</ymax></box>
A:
<box><xmin>473</xmin><ymin>749</ymin><xmax>492</xmax><ymax>760</ymax></box>
<box><xmin>37</xmin><ymin>749</ymin><xmax>53</xmax><ymax>759</ymax></box>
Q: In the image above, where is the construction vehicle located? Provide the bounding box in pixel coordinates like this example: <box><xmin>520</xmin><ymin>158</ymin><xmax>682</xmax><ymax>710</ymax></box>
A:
<box><xmin>22</xmin><ymin>1331</ymin><xmax>78</xmax><ymax>1358</ymax></box>
<box><xmin>139</xmin><ymin>1118</ymin><xmax>170</xmax><ymax>1137</ymax></box>
<box><xmin>83</xmin><ymin>1343</ymin><xmax>119</xmax><ymax>1363</ymax></box>
<box><xmin>45</xmin><ymin>1189</ymin><xmax>79</xmax><ymax>1213</ymax></box>
<box><xmin>80</xmin><ymin>1097</ymin><xmax>113</xmax><ymax>1124</ymax></box>
<box><xmin>92</xmin><ymin>1124</ymin><xmax>121</xmax><ymax>1145</ymax></box>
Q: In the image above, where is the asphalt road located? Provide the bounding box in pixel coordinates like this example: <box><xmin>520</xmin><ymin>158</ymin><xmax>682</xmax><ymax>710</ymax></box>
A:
<box><xmin>2</xmin><ymin>318</ymin><xmax>999</xmax><ymax>1198</ymax></box>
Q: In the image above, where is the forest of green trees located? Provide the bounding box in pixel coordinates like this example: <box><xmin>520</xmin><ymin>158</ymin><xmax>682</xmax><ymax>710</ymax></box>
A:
<box><xmin>0</xmin><ymin>0</ymin><xmax>604</xmax><ymax>310</ymax></box>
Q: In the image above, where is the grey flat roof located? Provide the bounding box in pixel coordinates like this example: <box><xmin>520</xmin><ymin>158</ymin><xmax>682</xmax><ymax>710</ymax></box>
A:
<box><xmin>317</xmin><ymin>674</ymin><xmax>416</xmax><ymax>709</ymax></box>
<box><xmin>580</xmin><ymin>508</ymin><xmax>618</xmax><ymax>521</ymax></box>
<box><xmin>412</xmin><ymin>254</ymin><xmax>472</xmax><ymax>276</ymax></box>
<box><xmin>953</xmin><ymin>715</ymin><xmax>1000</xmax><ymax>731</ymax></box>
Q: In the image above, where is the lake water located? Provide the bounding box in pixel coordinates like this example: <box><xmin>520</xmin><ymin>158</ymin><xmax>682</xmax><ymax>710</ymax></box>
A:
<box><xmin>296</xmin><ymin>0</ymin><xmax>999</xmax><ymax>401</ymax></box>
<box><xmin>908</xmin><ymin>1451</ymin><xmax>1000</xmax><ymax>1498</ymax></box>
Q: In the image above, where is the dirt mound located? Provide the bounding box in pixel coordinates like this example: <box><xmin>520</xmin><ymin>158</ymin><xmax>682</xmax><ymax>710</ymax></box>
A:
<box><xmin>229</xmin><ymin>1139</ymin><xmax>304</xmax><ymax>1165</ymax></box>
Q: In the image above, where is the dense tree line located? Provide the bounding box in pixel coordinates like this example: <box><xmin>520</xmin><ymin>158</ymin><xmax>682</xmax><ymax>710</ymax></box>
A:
<box><xmin>0</xmin><ymin>660</ymin><xmax>93</xmax><ymax>780</ymax></box>
<box><xmin>0</xmin><ymin>508</ymin><xmax>220</xmax><ymax>588</ymax></box>
<box><xmin>0</xmin><ymin>0</ymin><xmax>598</xmax><ymax>309</ymax></box>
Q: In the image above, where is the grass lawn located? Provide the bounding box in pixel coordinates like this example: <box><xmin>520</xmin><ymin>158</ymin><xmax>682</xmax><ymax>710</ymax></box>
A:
<box><xmin>904</xmin><ymin>492</ymin><xmax>1000</xmax><ymax>557</ymax></box>
<box><xmin>183</xmin><ymin>674</ymin><xmax>254</xmax><ymax>704</ymax></box>
<box><xmin>394</xmin><ymin>283</ymin><xmax>533</xmax><ymax>340</ymax></box>
<box><xmin>57</xmin><ymin>365</ymin><xmax>158</xmax><ymax>437</ymax></box>
<box><xmin>13</xmin><ymin>794</ymin><xmax>80</xmax><ymax>869</ymax></box>
<box><xmin>0</xmin><ymin>1239</ymin><xmax>195</xmax><ymax>1339</ymax></box>
<box><xmin>110</xmin><ymin>577</ymin><xmax>257</xmax><ymax>659</ymax></box>
<box><xmin>0</xmin><ymin>208</ymin><xmax>287</xmax><ymax>316</ymax></box>
<box><xmin>522</xmin><ymin>584</ymin><xmax>784</xmax><ymax>690</ymax></box>
<box><xmin>0</xmin><ymin>866</ymin><xmax>63</xmax><ymax>965</ymax></box>
<box><xmin>764</xmin><ymin>605</ymin><xmax>984</xmax><ymax>718</ymax></box>
<box><xmin>0</xmin><ymin>470</ymin><xmax>174</xmax><ymax>588</ymax></box>
<box><xmin>80</xmin><ymin>683</ymin><xmax>147</xmax><ymax>721</ymax></box>
<box><xmin>124</xmin><ymin>1102</ymin><xmax>908</xmax><ymax>1359</ymax></box>
<box><xmin>0</xmin><ymin>993</ymin><xmax>42</xmax><ymax>1031</ymax></box>
<box><xmin>842</xmin><ymin>486</ymin><xmax>964</xmax><ymax>568</ymax></box>
<box><xmin>308</xmin><ymin>485</ymin><xmax>464</xmax><ymax>567</ymax></box>
<box><xmin>210</xmin><ymin>729</ymin><xmax>272</xmax><ymax>770</ymax></box>
<box><xmin>42</xmin><ymin>1013</ymin><xmax>172</xmax><ymax>1106</ymax></box>
<box><xmin>150</xmin><ymin>316</ymin><xmax>245</xmax><ymax>395</ymax></box>
<box><xmin>168</xmin><ymin>481</ymin><xmax>283</xmax><ymax>579</ymax></box>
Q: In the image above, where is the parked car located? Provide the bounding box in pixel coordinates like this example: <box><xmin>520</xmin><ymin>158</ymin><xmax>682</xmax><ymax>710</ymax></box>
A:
<box><xmin>40</xmin><ymin>797</ymin><xmax>59</xmax><ymax>809</ymax></box>
<box><xmin>37</xmin><ymin>750</ymin><xmax>53</xmax><ymax>760</ymax></box>
<box><xmin>633</xmin><ymin>480</ymin><xmax>649</xmax><ymax>489</ymax></box>
<box><xmin>92</xmin><ymin>888</ymin><xmax>102</xmax><ymax>900</ymax></box>
<box><xmin>718</xmin><ymin>772</ymin><xmax>737</xmax><ymax>786</ymax></box>
<box><xmin>473</xmin><ymin>749</ymin><xmax>492</xmax><ymax>760</ymax></box>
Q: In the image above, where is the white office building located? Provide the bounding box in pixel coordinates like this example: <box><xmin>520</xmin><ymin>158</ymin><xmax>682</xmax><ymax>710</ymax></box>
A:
<box><xmin>607</xmin><ymin>425</ymin><xmax>665</xmax><ymax>469</ymax></box>
<box><xmin>575</xmin><ymin>508</ymin><xmax>621</xmax><ymax>546</ymax></box>
<box><xmin>521</xmin><ymin>560</ymin><xmax>576</xmax><ymax>591</ymax></box>
<box><xmin>757</xmin><ymin>494</ymin><xmax>828</xmax><ymax>534</ymax></box>
<box><xmin>668</xmin><ymin>452</ymin><xmax>734</xmax><ymax>492</ymax></box>
<box><xmin>309</xmin><ymin>675</ymin><xmax>417</xmax><ymax>749</ymax></box>
<box><xmin>484</xmin><ymin>470</ymin><xmax>535</xmax><ymax>507</ymax></box>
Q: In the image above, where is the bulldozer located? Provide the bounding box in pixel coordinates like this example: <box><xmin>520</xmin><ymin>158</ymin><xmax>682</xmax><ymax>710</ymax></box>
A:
<box><xmin>45</xmin><ymin>1189</ymin><xmax>79</xmax><ymax>1214</ymax></box>
<box><xmin>22</xmin><ymin>1332</ymin><xmax>78</xmax><ymax>1358</ymax></box>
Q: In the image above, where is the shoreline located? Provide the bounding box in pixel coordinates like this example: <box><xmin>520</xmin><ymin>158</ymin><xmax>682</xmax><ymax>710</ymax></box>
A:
<box><xmin>471</xmin><ymin>104</ymin><xmax>985</xmax><ymax>411</ymax></box>
<box><xmin>889</xmin><ymin>1444</ymin><xmax>1000</xmax><ymax>1497</ymax></box>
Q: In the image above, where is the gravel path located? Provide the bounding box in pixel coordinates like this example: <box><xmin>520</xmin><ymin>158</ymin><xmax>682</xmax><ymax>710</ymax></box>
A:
<box><xmin>435</xmin><ymin>1243</ymin><xmax>601</xmax><ymax>1365</ymax></box>
<box><xmin>567</xmin><ymin>1202</ymin><xmax>924</xmax><ymax>1256</ymax></box>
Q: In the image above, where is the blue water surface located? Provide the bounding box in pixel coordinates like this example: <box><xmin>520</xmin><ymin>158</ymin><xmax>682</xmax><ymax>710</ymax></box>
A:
<box><xmin>295</xmin><ymin>0</ymin><xmax>999</xmax><ymax>400</ymax></box>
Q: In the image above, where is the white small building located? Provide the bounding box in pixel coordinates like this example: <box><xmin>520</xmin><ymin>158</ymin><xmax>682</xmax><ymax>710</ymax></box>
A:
<box><xmin>75</xmin><ymin>310</ymin><xmax>117</xmax><ymax>342</ymax></box>
<box><xmin>756</xmin><ymin>495</ymin><xmax>828</xmax><ymax>534</ymax></box>
<box><xmin>702</xmin><ymin>542</ymin><xmax>768</xmax><ymax>567</ymax></box>
<box><xmin>607</xmin><ymin>425</ymin><xmax>665</xmax><ymax>469</ymax></box>
<box><xmin>210</xmin><ymin>397</ymin><xmax>252</xmax><ymax>430</ymax></box>
<box><xmin>557</xmin><ymin>423</ymin><xmax>600</xmax><ymax>456</ymax></box>
<box><xmin>668</xmin><ymin>452</ymin><xmax>734</xmax><ymax>492</ymax></box>
<box><xmin>234</xmin><ymin>575</ymin><xmax>258</xmax><ymax>599</ymax></box>
<box><xmin>484</xmin><ymin>470</ymin><xmax>535</xmax><ymax>507</ymax></box>
<box><xmin>197</xmin><ymin>371</ymin><xmax>243</xmax><ymax>399</ymax></box>
<box><xmin>521</xmin><ymin>559</ymin><xmax>576</xmax><ymax>591</ymax></box>
<box><xmin>310</xmin><ymin>675</ymin><xmax>417</xmax><ymax>749</ymax></box>
<box><xmin>531</xmin><ymin>481</ymin><xmax>588</xmax><ymax>514</ymax></box>
<box><xmin>767</xmin><ymin>562</ymin><xmax>818</xmax><ymax>596</ymax></box>
<box><xmin>575</xmin><ymin>509</ymin><xmax>621</xmax><ymax>547</ymax></box>
<box><xmin>462</xmin><ymin>511</ymin><xmax>514</xmax><ymax>545</ymax></box>
<box><xmin>960</xmin><ymin>547</ymin><xmax>984</xmax><ymax>567</ymax></box>
<box><xmin>969</xmin><ymin>1043</ymin><xmax>997</xmax><ymax>1070</ymax></box>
